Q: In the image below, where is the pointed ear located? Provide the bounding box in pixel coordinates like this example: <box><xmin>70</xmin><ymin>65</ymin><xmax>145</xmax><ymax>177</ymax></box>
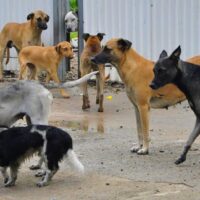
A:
<box><xmin>159</xmin><ymin>50</ymin><xmax>168</xmax><ymax>59</ymax></box>
<box><xmin>55</xmin><ymin>45</ymin><xmax>61</xmax><ymax>54</ymax></box>
<box><xmin>27</xmin><ymin>13</ymin><xmax>34</xmax><ymax>20</ymax></box>
<box><xmin>82</xmin><ymin>33</ymin><xmax>90</xmax><ymax>41</ymax></box>
<box><xmin>170</xmin><ymin>45</ymin><xmax>181</xmax><ymax>60</ymax></box>
<box><xmin>97</xmin><ymin>33</ymin><xmax>105</xmax><ymax>41</ymax></box>
<box><xmin>117</xmin><ymin>39</ymin><xmax>132</xmax><ymax>51</ymax></box>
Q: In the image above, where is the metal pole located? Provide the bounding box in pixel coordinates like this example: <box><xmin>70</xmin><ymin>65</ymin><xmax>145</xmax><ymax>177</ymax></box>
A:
<box><xmin>53</xmin><ymin>0</ymin><xmax>68</xmax><ymax>81</ymax></box>
<box><xmin>78</xmin><ymin>0</ymin><xmax>84</xmax><ymax>78</ymax></box>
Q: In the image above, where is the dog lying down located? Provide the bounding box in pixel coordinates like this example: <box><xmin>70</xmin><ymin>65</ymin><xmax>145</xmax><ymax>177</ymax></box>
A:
<box><xmin>0</xmin><ymin>125</ymin><xmax>84</xmax><ymax>187</ymax></box>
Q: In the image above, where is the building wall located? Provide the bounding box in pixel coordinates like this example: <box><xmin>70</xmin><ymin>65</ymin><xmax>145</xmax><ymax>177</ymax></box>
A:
<box><xmin>83</xmin><ymin>0</ymin><xmax>200</xmax><ymax>82</ymax></box>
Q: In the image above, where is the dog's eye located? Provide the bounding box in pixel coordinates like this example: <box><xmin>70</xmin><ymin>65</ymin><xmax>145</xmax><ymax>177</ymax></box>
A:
<box><xmin>63</xmin><ymin>47</ymin><xmax>68</xmax><ymax>51</ymax></box>
<box><xmin>72</xmin><ymin>18</ymin><xmax>76</xmax><ymax>22</ymax></box>
<box><xmin>104</xmin><ymin>46</ymin><xmax>112</xmax><ymax>52</ymax></box>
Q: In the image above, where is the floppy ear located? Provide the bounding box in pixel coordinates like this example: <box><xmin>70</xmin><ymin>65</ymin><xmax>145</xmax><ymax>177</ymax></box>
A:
<box><xmin>55</xmin><ymin>45</ymin><xmax>61</xmax><ymax>54</ymax></box>
<box><xmin>97</xmin><ymin>33</ymin><xmax>105</xmax><ymax>41</ymax></box>
<box><xmin>27</xmin><ymin>13</ymin><xmax>34</xmax><ymax>20</ymax></box>
<box><xmin>170</xmin><ymin>45</ymin><xmax>181</xmax><ymax>60</ymax></box>
<box><xmin>45</xmin><ymin>15</ymin><xmax>50</xmax><ymax>22</ymax></box>
<box><xmin>159</xmin><ymin>50</ymin><xmax>168</xmax><ymax>59</ymax></box>
<box><xmin>83</xmin><ymin>33</ymin><xmax>90</xmax><ymax>41</ymax></box>
<box><xmin>117</xmin><ymin>39</ymin><xmax>132</xmax><ymax>51</ymax></box>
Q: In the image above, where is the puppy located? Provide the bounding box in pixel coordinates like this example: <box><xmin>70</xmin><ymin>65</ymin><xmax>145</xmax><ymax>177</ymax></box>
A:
<box><xmin>80</xmin><ymin>33</ymin><xmax>105</xmax><ymax>112</ymax></box>
<box><xmin>0</xmin><ymin>10</ymin><xmax>49</xmax><ymax>80</ymax></box>
<box><xmin>0</xmin><ymin>125</ymin><xmax>84</xmax><ymax>187</ymax></box>
<box><xmin>18</xmin><ymin>41</ymin><xmax>74</xmax><ymax>98</ymax></box>
<box><xmin>65</xmin><ymin>11</ymin><xmax>78</xmax><ymax>32</ymax></box>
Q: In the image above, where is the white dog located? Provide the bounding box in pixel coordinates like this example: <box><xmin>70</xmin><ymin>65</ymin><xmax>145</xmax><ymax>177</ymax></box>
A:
<box><xmin>64</xmin><ymin>11</ymin><xmax>78</xmax><ymax>32</ymax></box>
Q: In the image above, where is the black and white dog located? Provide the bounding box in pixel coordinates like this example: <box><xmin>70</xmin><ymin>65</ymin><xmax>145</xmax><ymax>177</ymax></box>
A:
<box><xmin>150</xmin><ymin>46</ymin><xmax>200</xmax><ymax>165</ymax></box>
<box><xmin>0</xmin><ymin>125</ymin><xmax>84</xmax><ymax>187</ymax></box>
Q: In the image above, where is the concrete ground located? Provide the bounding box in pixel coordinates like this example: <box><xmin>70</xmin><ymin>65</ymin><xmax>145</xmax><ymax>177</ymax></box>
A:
<box><xmin>1</xmin><ymin>84</ymin><xmax>200</xmax><ymax>200</ymax></box>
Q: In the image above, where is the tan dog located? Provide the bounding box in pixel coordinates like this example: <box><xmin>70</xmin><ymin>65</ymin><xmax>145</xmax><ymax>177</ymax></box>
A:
<box><xmin>80</xmin><ymin>33</ymin><xmax>105</xmax><ymax>112</ymax></box>
<box><xmin>91</xmin><ymin>38</ymin><xmax>200</xmax><ymax>154</ymax></box>
<box><xmin>0</xmin><ymin>10</ymin><xmax>49</xmax><ymax>80</ymax></box>
<box><xmin>18</xmin><ymin>41</ymin><xmax>73</xmax><ymax>98</ymax></box>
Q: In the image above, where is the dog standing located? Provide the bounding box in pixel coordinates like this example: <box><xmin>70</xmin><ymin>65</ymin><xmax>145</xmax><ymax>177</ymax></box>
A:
<box><xmin>18</xmin><ymin>41</ymin><xmax>74</xmax><ymax>98</ymax></box>
<box><xmin>0</xmin><ymin>10</ymin><xmax>49</xmax><ymax>80</ymax></box>
<box><xmin>91</xmin><ymin>38</ymin><xmax>200</xmax><ymax>154</ymax></box>
<box><xmin>0</xmin><ymin>125</ymin><xmax>84</xmax><ymax>187</ymax></box>
<box><xmin>150</xmin><ymin>46</ymin><xmax>200</xmax><ymax>165</ymax></box>
<box><xmin>80</xmin><ymin>33</ymin><xmax>105</xmax><ymax>112</ymax></box>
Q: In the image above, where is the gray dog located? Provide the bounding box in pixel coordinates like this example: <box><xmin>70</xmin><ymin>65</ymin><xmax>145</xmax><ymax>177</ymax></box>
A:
<box><xmin>0</xmin><ymin>80</ymin><xmax>52</xmax><ymax>128</ymax></box>
<box><xmin>150</xmin><ymin>46</ymin><xmax>200</xmax><ymax>165</ymax></box>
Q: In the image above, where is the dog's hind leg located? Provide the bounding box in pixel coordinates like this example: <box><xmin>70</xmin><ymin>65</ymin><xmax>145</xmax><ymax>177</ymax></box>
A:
<box><xmin>0</xmin><ymin>167</ymin><xmax>9</xmax><ymax>184</ymax></box>
<box><xmin>4</xmin><ymin>163</ymin><xmax>19</xmax><ymax>187</ymax></box>
<box><xmin>175</xmin><ymin>118</ymin><xmax>200</xmax><ymax>165</ymax></box>
<box><xmin>0</xmin><ymin>46</ymin><xmax>6</xmax><ymax>81</ymax></box>
<box><xmin>130</xmin><ymin>105</ymin><xmax>143</xmax><ymax>153</ymax></box>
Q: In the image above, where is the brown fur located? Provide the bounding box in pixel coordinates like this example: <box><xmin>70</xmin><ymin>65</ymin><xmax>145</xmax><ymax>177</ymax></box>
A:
<box><xmin>93</xmin><ymin>38</ymin><xmax>200</xmax><ymax>154</ymax></box>
<box><xmin>0</xmin><ymin>10</ymin><xmax>49</xmax><ymax>80</ymax></box>
<box><xmin>80</xmin><ymin>33</ymin><xmax>105</xmax><ymax>112</ymax></box>
<box><xmin>18</xmin><ymin>41</ymin><xmax>73</xmax><ymax>98</ymax></box>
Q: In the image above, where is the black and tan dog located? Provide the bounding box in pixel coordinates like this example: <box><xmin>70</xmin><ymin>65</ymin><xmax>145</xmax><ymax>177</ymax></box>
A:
<box><xmin>91</xmin><ymin>38</ymin><xmax>200</xmax><ymax>154</ymax></box>
<box><xmin>0</xmin><ymin>10</ymin><xmax>49</xmax><ymax>80</ymax></box>
<box><xmin>18</xmin><ymin>41</ymin><xmax>74</xmax><ymax>98</ymax></box>
<box><xmin>80</xmin><ymin>33</ymin><xmax>105</xmax><ymax>112</ymax></box>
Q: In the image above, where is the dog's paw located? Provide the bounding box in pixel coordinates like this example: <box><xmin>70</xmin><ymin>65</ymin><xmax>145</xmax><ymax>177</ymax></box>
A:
<box><xmin>30</xmin><ymin>164</ymin><xmax>41</xmax><ymax>170</ymax></box>
<box><xmin>36</xmin><ymin>181</ymin><xmax>49</xmax><ymax>187</ymax></box>
<box><xmin>4</xmin><ymin>177</ymin><xmax>9</xmax><ymax>184</ymax></box>
<box><xmin>130</xmin><ymin>145</ymin><xmax>142</xmax><ymax>153</ymax></box>
<box><xmin>137</xmin><ymin>148</ymin><xmax>149</xmax><ymax>155</ymax></box>
<box><xmin>35</xmin><ymin>170</ymin><xmax>46</xmax><ymax>177</ymax></box>
<box><xmin>98</xmin><ymin>107</ymin><xmax>104</xmax><ymax>112</ymax></box>
<box><xmin>4</xmin><ymin>180</ymin><xmax>15</xmax><ymax>187</ymax></box>
<box><xmin>175</xmin><ymin>156</ymin><xmax>186</xmax><ymax>165</ymax></box>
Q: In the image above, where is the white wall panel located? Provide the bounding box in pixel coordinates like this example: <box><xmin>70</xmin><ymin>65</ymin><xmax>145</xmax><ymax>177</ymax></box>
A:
<box><xmin>83</xmin><ymin>0</ymin><xmax>200</xmax><ymax>82</ymax></box>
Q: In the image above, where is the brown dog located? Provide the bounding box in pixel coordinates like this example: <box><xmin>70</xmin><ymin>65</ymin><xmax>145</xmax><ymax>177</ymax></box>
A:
<box><xmin>91</xmin><ymin>38</ymin><xmax>200</xmax><ymax>154</ymax></box>
<box><xmin>0</xmin><ymin>10</ymin><xmax>49</xmax><ymax>80</ymax></box>
<box><xmin>80</xmin><ymin>33</ymin><xmax>105</xmax><ymax>112</ymax></box>
<box><xmin>18</xmin><ymin>41</ymin><xmax>73</xmax><ymax>98</ymax></box>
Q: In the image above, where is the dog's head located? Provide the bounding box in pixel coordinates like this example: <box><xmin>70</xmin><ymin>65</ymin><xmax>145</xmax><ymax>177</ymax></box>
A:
<box><xmin>55</xmin><ymin>41</ymin><xmax>74</xmax><ymax>58</ymax></box>
<box><xmin>91</xmin><ymin>38</ymin><xmax>132</xmax><ymax>66</ymax></box>
<box><xmin>65</xmin><ymin>11</ymin><xmax>78</xmax><ymax>32</ymax></box>
<box><xmin>150</xmin><ymin>46</ymin><xmax>181</xmax><ymax>90</ymax></box>
<box><xmin>83</xmin><ymin>33</ymin><xmax>105</xmax><ymax>53</ymax></box>
<box><xmin>27</xmin><ymin>10</ymin><xmax>49</xmax><ymax>30</ymax></box>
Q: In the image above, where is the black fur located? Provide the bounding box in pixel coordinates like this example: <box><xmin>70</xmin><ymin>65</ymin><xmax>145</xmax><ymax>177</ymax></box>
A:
<box><xmin>150</xmin><ymin>46</ymin><xmax>200</xmax><ymax>165</ymax></box>
<box><xmin>0</xmin><ymin>125</ymin><xmax>73</xmax><ymax>187</ymax></box>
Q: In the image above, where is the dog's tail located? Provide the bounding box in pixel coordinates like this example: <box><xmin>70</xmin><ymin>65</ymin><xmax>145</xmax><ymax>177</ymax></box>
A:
<box><xmin>44</xmin><ymin>71</ymin><xmax>99</xmax><ymax>89</ymax></box>
<box><xmin>5</xmin><ymin>40</ymin><xmax>13</xmax><ymax>65</ymax></box>
<box><xmin>66</xmin><ymin>149</ymin><xmax>85</xmax><ymax>174</ymax></box>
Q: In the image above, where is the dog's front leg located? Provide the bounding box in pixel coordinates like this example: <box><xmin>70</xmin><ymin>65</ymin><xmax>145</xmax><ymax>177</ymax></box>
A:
<box><xmin>96</xmin><ymin>64</ymin><xmax>105</xmax><ymax>112</ymax></box>
<box><xmin>175</xmin><ymin>118</ymin><xmax>200</xmax><ymax>165</ymax></box>
<box><xmin>131</xmin><ymin>105</ymin><xmax>143</xmax><ymax>153</ymax></box>
<box><xmin>0</xmin><ymin>47</ymin><xmax>6</xmax><ymax>81</ymax></box>
<box><xmin>0</xmin><ymin>167</ymin><xmax>9</xmax><ymax>184</ymax></box>
<box><xmin>81</xmin><ymin>71</ymin><xmax>90</xmax><ymax>110</ymax></box>
<box><xmin>136</xmin><ymin>104</ymin><xmax>150</xmax><ymax>155</ymax></box>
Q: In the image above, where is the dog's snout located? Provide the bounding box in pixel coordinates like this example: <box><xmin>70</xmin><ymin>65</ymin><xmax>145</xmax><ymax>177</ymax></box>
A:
<box><xmin>149</xmin><ymin>82</ymin><xmax>157</xmax><ymax>90</ymax></box>
<box><xmin>67</xmin><ymin>27</ymin><xmax>72</xmax><ymax>32</ymax></box>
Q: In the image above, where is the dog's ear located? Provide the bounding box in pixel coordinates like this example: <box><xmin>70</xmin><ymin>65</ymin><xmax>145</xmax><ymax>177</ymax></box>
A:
<box><xmin>83</xmin><ymin>33</ymin><xmax>90</xmax><ymax>41</ymax></box>
<box><xmin>159</xmin><ymin>50</ymin><xmax>168</xmax><ymax>59</ymax></box>
<box><xmin>97</xmin><ymin>33</ymin><xmax>105</xmax><ymax>41</ymax></box>
<box><xmin>117</xmin><ymin>39</ymin><xmax>132</xmax><ymax>52</ymax></box>
<box><xmin>27</xmin><ymin>13</ymin><xmax>34</xmax><ymax>20</ymax></box>
<box><xmin>55</xmin><ymin>45</ymin><xmax>61</xmax><ymax>54</ymax></box>
<box><xmin>45</xmin><ymin>15</ymin><xmax>50</xmax><ymax>22</ymax></box>
<box><xmin>170</xmin><ymin>45</ymin><xmax>181</xmax><ymax>61</ymax></box>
